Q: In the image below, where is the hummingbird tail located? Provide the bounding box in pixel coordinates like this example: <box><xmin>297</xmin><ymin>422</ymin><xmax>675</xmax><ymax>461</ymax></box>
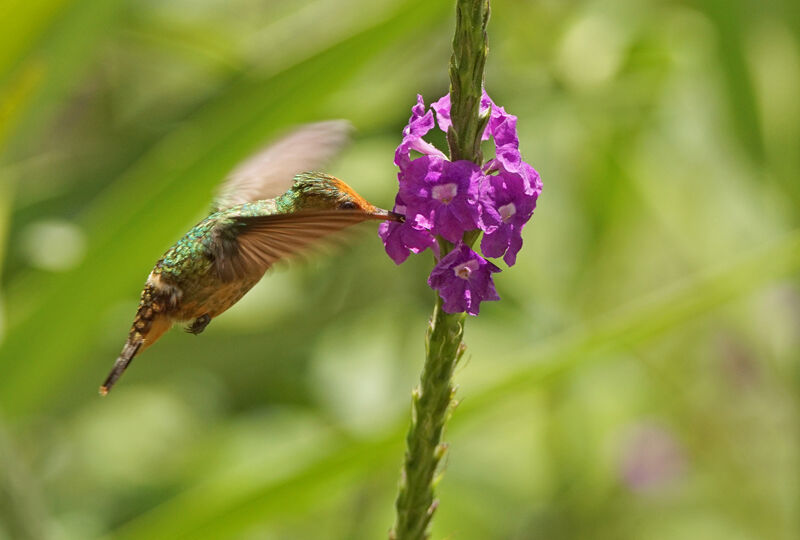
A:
<box><xmin>100</xmin><ymin>303</ymin><xmax>172</xmax><ymax>396</ymax></box>
<box><xmin>100</xmin><ymin>339</ymin><xmax>143</xmax><ymax>396</ymax></box>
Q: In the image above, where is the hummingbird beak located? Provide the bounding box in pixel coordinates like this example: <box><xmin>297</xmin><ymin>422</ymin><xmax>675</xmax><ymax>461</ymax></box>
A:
<box><xmin>368</xmin><ymin>207</ymin><xmax>405</xmax><ymax>222</ymax></box>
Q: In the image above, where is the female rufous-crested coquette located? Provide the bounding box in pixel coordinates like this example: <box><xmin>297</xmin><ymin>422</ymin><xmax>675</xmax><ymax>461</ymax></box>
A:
<box><xmin>100</xmin><ymin>121</ymin><xmax>402</xmax><ymax>395</ymax></box>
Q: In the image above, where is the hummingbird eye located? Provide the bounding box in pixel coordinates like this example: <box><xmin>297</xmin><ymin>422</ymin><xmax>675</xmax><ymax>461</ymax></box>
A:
<box><xmin>339</xmin><ymin>201</ymin><xmax>358</xmax><ymax>210</ymax></box>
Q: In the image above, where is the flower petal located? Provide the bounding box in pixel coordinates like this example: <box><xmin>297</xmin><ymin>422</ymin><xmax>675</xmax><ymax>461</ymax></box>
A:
<box><xmin>378</xmin><ymin>194</ymin><xmax>437</xmax><ymax>264</ymax></box>
<box><xmin>395</xmin><ymin>95</ymin><xmax>447</xmax><ymax>169</ymax></box>
<box><xmin>428</xmin><ymin>244</ymin><xmax>501</xmax><ymax>316</ymax></box>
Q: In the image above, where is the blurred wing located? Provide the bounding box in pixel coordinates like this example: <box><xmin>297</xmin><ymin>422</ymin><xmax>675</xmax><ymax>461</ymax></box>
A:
<box><xmin>211</xmin><ymin>210</ymin><xmax>370</xmax><ymax>282</ymax></box>
<box><xmin>214</xmin><ymin>120</ymin><xmax>353</xmax><ymax>210</ymax></box>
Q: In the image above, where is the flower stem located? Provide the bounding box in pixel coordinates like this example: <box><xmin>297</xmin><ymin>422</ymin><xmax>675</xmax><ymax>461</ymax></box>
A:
<box><xmin>390</xmin><ymin>298</ymin><xmax>466</xmax><ymax>540</ymax></box>
<box><xmin>447</xmin><ymin>0</ymin><xmax>490</xmax><ymax>164</ymax></box>
<box><xmin>390</xmin><ymin>1</ymin><xmax>489</xmax><ymax>539</ymax></box>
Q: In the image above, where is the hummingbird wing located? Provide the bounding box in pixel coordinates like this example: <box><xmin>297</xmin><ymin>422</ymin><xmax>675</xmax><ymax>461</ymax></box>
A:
<box><xmin>214</xmin><ymin>121</ymin><xmax>353</xmax><ymax>210</ymax></box>
<box><xmin>211</xmin><ymin>210</ymin><xmax>371</xmax><ymax>282</ymax></box>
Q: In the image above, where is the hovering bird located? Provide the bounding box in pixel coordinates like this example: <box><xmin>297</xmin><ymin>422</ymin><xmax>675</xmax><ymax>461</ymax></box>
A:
<box><xmin>100</xmin><ymin>121</ymin><xmax>402</xmax><ymax>395</ymax></box>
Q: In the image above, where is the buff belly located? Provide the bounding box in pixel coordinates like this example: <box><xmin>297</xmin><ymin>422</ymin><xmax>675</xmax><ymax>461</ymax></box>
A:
<box><xmin>172</xmin><ymin>277</ymin><xmax>262</xmax><ymax>321</ymax></box>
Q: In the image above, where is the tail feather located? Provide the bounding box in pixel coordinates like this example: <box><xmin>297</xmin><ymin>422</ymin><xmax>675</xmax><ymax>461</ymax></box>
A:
<box><xmin>100</xmin><ymin>293</ymin><xmax>173</xmax><ymax>396</ymax></box>
<box><xmin>100</xmin><ymin>340</ymin><xmax>142</xmax><ymax>396</ymax></box>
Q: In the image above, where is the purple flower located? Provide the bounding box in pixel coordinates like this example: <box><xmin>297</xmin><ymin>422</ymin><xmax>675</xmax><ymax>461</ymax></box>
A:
<box><xmin>400</xmin><ymin>157</ymin><xmax>482</xmax><ymax>243</ymax></box>
<box><xmin>431</xmin><ymin>92</ymin><xmax>493</xmax><ymax>139</ymax></box>
<box><xmin>479</xmin><ymin>163</ymin><xmax>541</xmax><ymax>266</ymax></box>
<box><xmin>432</xmin><ymin>91</ymin><xmax>535</xmax><ymax>178</ymax></box>
<box><xmin>381</xmin><ymin>90</ymin><xmax>541</xmax><ymax>306</ymax></box>
<box><xmin>488</xmin><ymin>103</ymin><xmax>524</xmax><ymax>174</ymax></box>
<box><xmin>428</xmin><ymin>244</ymin><xmax>500</xmax><ymax>315</ymax></box>
<box><xmin>378</xmin><ymin>194</ymin><xmax>437</xmax><ymax>264</ymax></box>
<box><xmin>395</xmin><ymin>94</ymin><xmax>447</xmax><ymax>169</ymax></box>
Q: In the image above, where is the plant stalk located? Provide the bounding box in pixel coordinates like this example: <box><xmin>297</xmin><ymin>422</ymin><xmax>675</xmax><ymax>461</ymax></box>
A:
<box><xmin>390</xmin><ymin>1</ymin><xmax>489</xmax><ymax>538</ymax></box>
<box><xmin>447</xmin><ymin>0</ymin><xmax>490</xmax><ymax>164</ymax></box>
<box><xmin>390</xmin><ymin>297</ymin><xmax>466</xmax><ymax>539</ymax></box>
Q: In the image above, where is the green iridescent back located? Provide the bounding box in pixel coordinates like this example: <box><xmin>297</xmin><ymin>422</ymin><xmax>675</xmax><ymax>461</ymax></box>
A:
<box><xmin>152</xmin><ymin>173</ymin><xmax>345</xmax><ymax>284</ymax></box>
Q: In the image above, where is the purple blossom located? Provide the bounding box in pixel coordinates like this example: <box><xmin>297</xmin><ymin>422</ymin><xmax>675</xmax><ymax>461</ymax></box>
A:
<box><xmin>431</xmin><ymin>92</ymin><xmax>493</xmax><ymax>139</ymax></box>
<box><xmin>399</xmin><ymin>157</ymin><xmax>482</xmax><ymax>243</ymax></box>
<box><xmin>488</xmin><ymin>103</ymin><xmax>524</xmax><ymax>174</ymax></box>
<box><xmin>381</xmin><ymin>90</ymin><xmax>541</xmax><ymax>309</ymax></box>
<box><xmin>479</xmin><ymin>163</ymin><xmax>541</xmax><ymax>266</ymax></box>
<box><xmin>428</xmin><ymin>244</ymin><xmax>500</xmax><ymax>315</ymax></box>
<box><xmin>394</xmin><ymin>94</ymin><xmax>447</xmax><ymax>169</ymax></box>
<box><xmin>378</xmin><ymin>194</ymin><xmax>437</xmax><ymax>265</ymax></box>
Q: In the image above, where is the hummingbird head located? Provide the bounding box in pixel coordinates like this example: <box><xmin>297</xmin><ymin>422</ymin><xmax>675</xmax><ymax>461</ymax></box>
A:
<box><xmin>290</xmin><ymin>173</ymin><xmax>403</xmax><ymax>221</ymax></box>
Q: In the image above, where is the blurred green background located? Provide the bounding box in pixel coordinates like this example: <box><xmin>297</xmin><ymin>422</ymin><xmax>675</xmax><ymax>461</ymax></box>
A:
<box><xmin>1</xmin><ymin>0</ymin><xmax>799</xmax><ymax>538</ymax></box>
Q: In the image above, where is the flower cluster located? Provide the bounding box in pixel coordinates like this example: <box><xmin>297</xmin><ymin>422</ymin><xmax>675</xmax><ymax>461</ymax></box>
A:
<box><xmin>379</xmin><ymin>92</ymin><xmax>541</xmax><ymax>315</ymax></box>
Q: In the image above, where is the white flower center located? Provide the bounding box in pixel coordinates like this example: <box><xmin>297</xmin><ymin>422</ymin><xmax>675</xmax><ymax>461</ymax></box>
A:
<box><xmin>498</xmin><ymin>202</ymin><xmax>516</xmax><ymax>223</ymax></box>
<box><xmin>453</xmin><ymin>259</ymin><xmax>479</xmax><ymax>280</ymax></box>
<box><xmin>432</xmin><ymin>183</ymin><xmax>458</xmax><ymax>204</ymax></box>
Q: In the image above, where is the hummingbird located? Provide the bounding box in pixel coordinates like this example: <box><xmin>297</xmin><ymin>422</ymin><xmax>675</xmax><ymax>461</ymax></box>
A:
<box><xmin>100</xmin><ymin>121</ymin><xmax>402</xmax><ymax>395</ymax></box>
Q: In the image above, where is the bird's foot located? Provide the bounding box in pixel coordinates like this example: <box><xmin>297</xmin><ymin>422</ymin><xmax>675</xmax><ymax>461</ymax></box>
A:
<box><xmin>186</xmin><ymin>314</ymin><xmax>211</xmax><ymax>335</ymax></box>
